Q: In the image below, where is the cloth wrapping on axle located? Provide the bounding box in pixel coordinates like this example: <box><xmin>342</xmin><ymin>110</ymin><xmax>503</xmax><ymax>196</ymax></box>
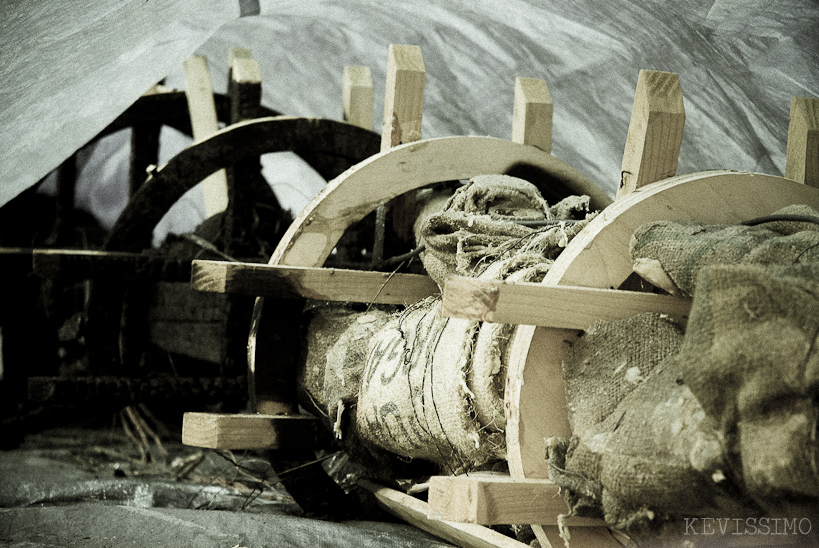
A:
<box><xmin>548</xmin><ymin>206</ymin><xmax>819</xmax><ymax>540</ymax></box>
<box><xmin>629</xmin><ymin>204</ymin><xmax>819</xmax><ymax>297</ymax></box>
<box><xmin>418</xmin><ymin>174</ymin><xmax>591</xmax><ymax>290</ymax></box>
<box><xmin>299</xmin><ymin>176</ymin><xmax>594</xmax><ymax>473</ymax></box>
<box><xmin>355</xmin><ymin>257</ymin><xmax>556</xmax><ymax>471</ymax></box>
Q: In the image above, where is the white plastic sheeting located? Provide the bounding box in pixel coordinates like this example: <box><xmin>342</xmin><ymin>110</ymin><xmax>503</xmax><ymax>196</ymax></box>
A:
<box><xmin>1</xmin><ymin>0</ymin><xmax>817</xmax><ymax>237</ymax></box>
<box><xmin>0</xmin><ymin>0</ymin><xmax>241</xmax><ymax>207</ymax></box>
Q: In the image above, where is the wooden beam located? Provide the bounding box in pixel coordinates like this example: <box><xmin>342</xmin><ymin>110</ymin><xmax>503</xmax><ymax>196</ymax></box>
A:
<box><xmin>182</xmin><ymin>412</ymin><xmax>320</xmax><ymax>450</ymax></box>
<box><xmin>512</xmin><ymin>77</ymin><xmax>553</xmax><ymax>153</ymax></box>
<box><xmin>616</xmin><ymin>70</ymin><xmax>685</xmax><ymax>200</ymax></box>
<box><xmin>29</xmin><ymin>248</ymin><xmax>190</xmax><ymax>281</ymax></box>
<box><xmin>229</xmin><ymin>53</ymin><xmax>262</xmax><ymax>123</ymax></box>
<box><xmin>442</xmin><ymin>276</ymin><xmax>691</xmax><ymax>328</ymax></box>
<box><xmin>343</xmin><ymin>65</ymin><xmax>374</xmax><ymax>130</ymax></box>
<box><xmin>191</xmin><ymin>259</ymin><xmax>439</xmax><ymax>304</ymax></box>
<box><xmin>184</xmin><ymin>54</ymin><xmax>229</xmax><ymax>216</ymax></box>
<box><xmin>428</xmin><ymin>475</ymin><xmax>603</xmax><ymax>527</ymax></box>
<box><xmin>785</xmin><ymin>96</ymin><xmax>819</xmax><ymax>188</ymax></box>
<box><xmin>381</xmin><ymin>44</ymin><xmax>425</xmax><ymax>149</ymax></box>
<box><xmin>29</xmin><ymin>376</ymin><xmax>246</xmax><ymax>407</ymax></box>
<box><xmin>376</xmin><ymin>45</ymin><xmax>426</xmax><ymax>263</ymax></box>
<box><xmin>357</xmin><ymin>480</ymin><xmax>534</xmax><ymax>548</ymax></box>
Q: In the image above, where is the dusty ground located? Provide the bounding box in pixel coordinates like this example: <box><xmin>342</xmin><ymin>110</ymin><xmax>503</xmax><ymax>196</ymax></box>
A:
<box><xmin>0</xmin><ymin>415</ymin><xmax>453</xmax><ymax>548</ymax></box>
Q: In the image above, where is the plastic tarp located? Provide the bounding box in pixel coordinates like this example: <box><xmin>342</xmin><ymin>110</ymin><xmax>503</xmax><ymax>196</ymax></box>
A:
<box><xmin>1</xmin><ymin>0</ymin><xmax>817</xmax><ymax>238</ymax></box>
<box><xmin>0</xmin><ymin>0</ymin><xmax>242</xmax><ymax>208</ymax></box>
<box><xmin>0</xmin><ymin>430</ymin><xmax>452</xmax><ymax>548</ymax></box>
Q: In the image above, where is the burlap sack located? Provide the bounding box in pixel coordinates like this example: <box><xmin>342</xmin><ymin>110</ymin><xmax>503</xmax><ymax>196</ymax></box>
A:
<box><xmin>676</xmin><ymin>263</ymin><xmax>819</xmax><ymax>509</ymax></box>
<box><xmin>417</xmin><ymin>174</ymin><xmax>592</xmax><ymax>288</ymax></box>
<box><xmin>630</xmin><ymin>204</ymin><xmax>819</xmax><ymax>297</ymax></box>
<box><xmin>561</xmin><ymin>312</ymin><xmax>685</xmax><ymax>436</ymax></box>
<box><xmin>549</xmin><ymin>209</ymin><xmax>819</xmax><ymax>541</ymax></box>
<box><xmin>355</xmin><ymin>297</ymin><xmax>506</xmax><ymax>472</ymax></box>
<box><xmin>549</xmin><ymin>313</ymin><xmax>758</xmax><ymax>537</ymax></box>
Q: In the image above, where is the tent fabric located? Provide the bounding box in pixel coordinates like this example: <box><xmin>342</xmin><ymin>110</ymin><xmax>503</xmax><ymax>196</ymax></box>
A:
<box><xmin>0</xmin><ymin>0</ymin><xmax>243</xmax><ymax>209</ymax></box>
<box><xmin>1</xmin><ymin>0</ymin><xmax>816</xmax><ymax>237</ymax></box>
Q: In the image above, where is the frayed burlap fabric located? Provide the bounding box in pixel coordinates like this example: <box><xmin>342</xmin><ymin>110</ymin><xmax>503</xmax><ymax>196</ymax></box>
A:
<box><xmin>551</xmin><ymin>313</ymin><xmax>754</xmax><ymax>538</ymax></box>
<box><xmin>549</xmin><ymin>207</ymin><xmax>819</xmax><ymax>541</ymax></box>
<box><xmin>677</xmin><ymin>263</ymin><xmax>819</xmax><ymax>509</ymax></box>
<box><xmin>629</xmin><ymin>205</ymin><xmax>819</xmax><ymax>297</ymax></box>
<box><xmin>418</xmin><ymin>174</ymin><xmax>592</xmax><ymax>289</ymax></box>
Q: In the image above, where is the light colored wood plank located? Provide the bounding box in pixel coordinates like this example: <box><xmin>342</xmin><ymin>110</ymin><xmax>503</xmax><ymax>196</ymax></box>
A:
<box><xmin>442</xmin><ymin>276</ymin><xmax>691</xmax><ymax>328</ymax></box>
<box><xmin>231</xmin><ymin>57</ymin><xmax>262</xmax><ymax>88</ymax></box>
<box><xmin>428</xmin><ymin>474</ymin><xmax>603</xmax><ymax>527</ymax></box>
<box><xmin>228</xmin><ymin>46</ymin><xmax>252</xmax><ymax>66</ymax></box>
<box><xmin>785</xmin><ymin>96</ymin><xmax>819</xmax><ymax>188</ymax></box>
<box><xmin>512</xmin><ymin>77</ymin><xmax>553</xmax><ymax>153</ymax></box>
<box><xmin>357</xmin><ymin>480</ymin><xmax>538</xmax><ymax>548</ymax></box>
<box><xmin>506</xmin><ymin>325</ymin><xmax>577</xmax><ymax>478</ymax></box>
<box><xmin>381</xmin><ymin>44</ymin><xmax>425</xmax><ymax>150</ymax></box>
<box><xmin>376</xmin><ymin>45</ymin><xmax>425</xmax><ymax>262</ymax></box>
<box><xmin>184</xmin><ymin>54</ymin><xmax>228</xmax><ymax>215</ymax></box>
<box><xmin>182</xmin><ymin>412</ymin><xmax>319</xmax><ymax>449</ymax></box>
<box><xmin>269</xmin><ymin>136</ymin><xmax>612</xmax><ymax>268</ymax></box>
<box><xmin>343</xmin><ymin>65</ymin><xmax>374</xmax><ymax>131</ymax></box>
<box><xmin>616</xmin><ymin>70</ymin><xmax>685</xmax><ymax>200</ymax></box>
<box><xmin>191</xmin><ymin>259</ymin><xmax>439</xmax><ymax>304</ymax></box>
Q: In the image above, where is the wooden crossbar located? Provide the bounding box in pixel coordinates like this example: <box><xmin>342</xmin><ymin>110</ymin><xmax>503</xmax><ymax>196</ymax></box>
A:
<box><xmin>182</xmin><ymin>412</ymin><xmax>320</xmax><ymax>450</ymax></box>
<box><xmin>442</xmin><ymin>276</ymin><xmax>691</xmax><ymax>328</ymax></box>
<box><xmin>191</xmin><ymin>259</ymin><xmax>439</xmax><ymax>305</ymax></box>
<box><xmin>428</xmin><ymin>474</ymin><xmax>604</xmax><ymax>527</ymax></box>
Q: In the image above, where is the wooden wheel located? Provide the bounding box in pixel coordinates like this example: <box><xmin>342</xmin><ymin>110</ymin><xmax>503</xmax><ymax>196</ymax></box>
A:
<box><xmin>87</xmin><ymin>116</ymin><xmax>380</xmax><ymax>375</ymax></box>
<box><xmin>249</xmin><ymin>134</ymin><xmax>612</xmax><ymax>412</ymax></box>
<box><xmin>242</xmin><ymin>133</ymin><xmax>611</xmax><ymax>521</ymax></box>
<box><xmin>504</xmin><ymin>170</ymin><xmax>819</xmax><ymax>547</ymax></box>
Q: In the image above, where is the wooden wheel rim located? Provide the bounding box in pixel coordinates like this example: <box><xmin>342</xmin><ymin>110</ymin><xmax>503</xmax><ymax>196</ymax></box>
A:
<box><xmin>105</xmin><ymin>116</ymin><xmax>380</xmax><ymax>251</ymax></box>
<box><xmin>88</xmin><ymin>116</ymin><xmax>379</xmax><ymax>374</ymax></box>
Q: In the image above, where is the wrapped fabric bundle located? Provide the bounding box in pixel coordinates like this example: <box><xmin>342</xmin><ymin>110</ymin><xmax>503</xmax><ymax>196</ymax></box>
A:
<box><xmin>629</xmin><ymin>204</ymin><xmax>819</xmax><ymax>297</ymax></box>
<box><xmin>418</xmin><ymin>174</ymin><xmax>592</xmax><ymax>289</ymax></box>
<box><xmin>548</xmin><ymin>208</ymin><xmax>819</xmax><ymax>542</ymax></box>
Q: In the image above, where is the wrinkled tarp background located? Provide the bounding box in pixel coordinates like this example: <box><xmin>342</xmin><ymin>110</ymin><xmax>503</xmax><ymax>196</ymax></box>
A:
<box><xmin>1</xmin><ymin>0</ymin><xmax>817</xmax><ymax>240</ymax></box>
<box><xmin>0</xmin><ymin>0</ymin><xmax>817</xmax><ymax>546</ymax></box>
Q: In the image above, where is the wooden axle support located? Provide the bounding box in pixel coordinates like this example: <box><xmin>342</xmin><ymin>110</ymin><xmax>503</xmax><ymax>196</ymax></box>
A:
<box><xmin>180</xmin><ymin>48</ymin><xmax>819</xmax><ymax>548</ymax></box>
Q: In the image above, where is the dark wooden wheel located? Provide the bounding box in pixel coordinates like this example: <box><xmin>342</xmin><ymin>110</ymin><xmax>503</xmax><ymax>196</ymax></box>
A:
<box><xmin>86</xmin><ymin>116</ymin><xmax>380</xmax><ymax>378</ymax></box>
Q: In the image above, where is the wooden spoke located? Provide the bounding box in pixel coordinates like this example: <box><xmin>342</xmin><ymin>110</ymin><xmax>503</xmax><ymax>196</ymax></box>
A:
<box><xmin>512</xmin><ymin>77</ymin><xmax>553</xmax><ymax>153</ymax></box>
<box><xmin>617</xmin><ymin>70</ymin><xmax>685</xmax><ymax>200</ymax></box>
